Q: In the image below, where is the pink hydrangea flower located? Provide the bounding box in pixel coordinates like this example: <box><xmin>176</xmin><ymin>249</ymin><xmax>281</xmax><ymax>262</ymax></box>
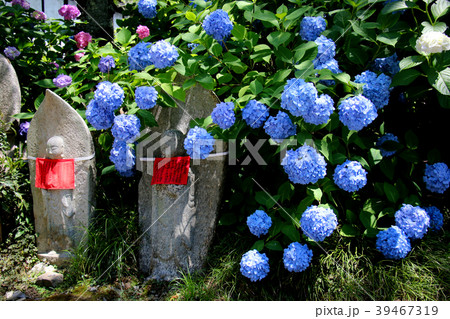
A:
<box><xmin>75</xmin><ymin>52</ymin><xmax>85</xmax><ymax>61</ymax></box>
<box><xmin>32</xmin><ymin>10</ymin><xmax>47</xmax><ymax>20</ymax></box>
<box><xmin>58</xmin><ymin>4</ymin><xmax>81</xmax><ymax>20</ymax></box>
<box><xmin>74</xmin><ymin>31</ymin><xmax>92</xmax><ymax>49</ymax></box>
<box><xmin>136</xmin><ymin>25</ymin><xmax>150</xmax><ymax>39</ymax></box>
<box><xmin>11</xmin><ymin>0</ymin><xmax>30</xmax><ymax>10</ymax></box>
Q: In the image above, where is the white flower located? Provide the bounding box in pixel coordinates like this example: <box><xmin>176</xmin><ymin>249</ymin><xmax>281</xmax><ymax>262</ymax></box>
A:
<box><xmin>415</xmin><ymin>31</ymin><xmax>450</xmax><ymax>55</ymax></box>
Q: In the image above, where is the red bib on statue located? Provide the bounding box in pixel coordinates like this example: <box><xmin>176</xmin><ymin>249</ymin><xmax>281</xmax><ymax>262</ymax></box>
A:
<box><xmin>151</xmin><ymin>156</ymin><xmax>190</xmax><ymax>185</ymax></box>
<box><xmin>35</xmin><ymin>158</ymin><xmax>75</xmax><ymax>190</ymax></box>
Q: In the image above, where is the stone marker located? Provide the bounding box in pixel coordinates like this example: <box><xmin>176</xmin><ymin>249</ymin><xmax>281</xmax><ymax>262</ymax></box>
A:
<box><xmin>0</xmin><ymin>53</ymin><xmax>21</xmax><ymax>131</ymax></box>
<box><xmin>137</xmin><ymin>81</ymin><xmax>227</xmax><ymax>280</ymax></box>
<box><xmin>36</xmin><ymin>272</ymin><xmax>64</xmax><ymax>288</ymax></box>
<box><xmin>27</xmin><ymin>90</ymin><xmax>96</xmax><ymax>265</ymax></box>
<box><xmin>5</xmin><ymin>290</ymin><xmax>27</xmax><ymax>301</ymax></box>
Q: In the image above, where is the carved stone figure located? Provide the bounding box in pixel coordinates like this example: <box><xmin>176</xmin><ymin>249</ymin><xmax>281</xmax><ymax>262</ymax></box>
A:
<box><xmin>0</xmin><ymin>53</ymin><xmax>20</xmax><ymax>131</ymax></box>
<box><xmin>27</xmin><ymin>90</ymin><xmax>96</xmax><ymax>264</ymax></box>
<box><xmin>138</xmin><ymin>81</ymin><xmax>226</xmax><ymax>280</ymax></box>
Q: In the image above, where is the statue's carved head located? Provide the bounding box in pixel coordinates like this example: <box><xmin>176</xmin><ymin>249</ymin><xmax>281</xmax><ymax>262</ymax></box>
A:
<box><xmin>160</xmin><ymin>129</ymin><xmax>185</xmax><ymax>158</ymax></box>
<box><xmin>46</xmin><ymin>136</ymin><xmax>65</xmax><ymax>159</ymax></box>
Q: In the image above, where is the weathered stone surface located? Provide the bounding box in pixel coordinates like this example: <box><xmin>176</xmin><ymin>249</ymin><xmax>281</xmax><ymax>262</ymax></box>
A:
<box><xmin>0</xmin><ymin>54</ymin><xmax>21</xmax><ymax>131</ymax></box>
<box><xmin>137</xmin><ymin>81</ymin><xmax>226</xmax><ymax>280</ymax></box>
<box><xmin>28</xmin><ymin>261</ymin><xmax>56</xmax><ymax>278</ymax></box>
<box><xmin>27</xmin><ymin>90</ymin><xmax>96</xmax><ymax>263</ymax></box>
<box><xmin>36</xmin><ymin>272</ymin><xmax>64</xmax><ymax>288</ymax></box>
<box><xmin>5</xmin><ymin>290</ymin><xmax>27</xmax><ymax>301</ymax></box>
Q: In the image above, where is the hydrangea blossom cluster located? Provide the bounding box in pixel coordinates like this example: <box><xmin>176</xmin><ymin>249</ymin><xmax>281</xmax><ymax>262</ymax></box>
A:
<box><xmin>415</xmin><ymin>31</ymin><xmax>450</xmax><ymax>55</ymax></box>
<box><xmin>281</xmin><ymin>78</ymin><xmax>318</xmax><ymax>117</ymax></box>
<box><xmin>74</xmin><ymin>31</ymin><xmax>92</xmax><ymax>49</ymax></box>
<box><xmin>355</xmin><ymin>71</ymin><xmax>392</xmax><ymax>109</ymax></box>
<box><xmin>202</xmin><ymin>9</ymin><xmax>233</xmax><ymax>42</ymax></box>
<box><xmin>109</xmin><ymin>140</ymin><xmax>136</xmax><ymax>177</ymax></box>
<box><xmin>313</xmin><ymin>35</ymin><xmax>336</xmax><ymax>66</ymax></box>
<box><xmin>395</xmin><ymin>204</ymin><xmax>430</xmax><ymax>240</ymax></box>
<box><xmin>138</xmin><ymin>0</ymin><xmax>157</xmax><ymax>19</ymax></box>
<box><xmin>299</xmin><ymin>16</ymin><xmax>326</xmax><ymax>41</ymax></box>
<box><xmin>338</xmin><ymin>95</ymin><xmax>377</xmax><ymax>131</ymax></box>
<box><xmin>32</xmin><ymin>11</ymin><xmax>47</xmax><ymax>20</ymax></box>
<box><xmin>11</xmin><ymin>0</ymin><xmax>30</xmax><ymax>9</ymax></box>
<box><xmin>85</xmin><ymin>99</ymin><xmax>115</xmax><ymax>130</ymax></box>
<box><xmin>149</xmin><ymin>40</ymin><xmax>179</xmax><ymax>69</ymax></box>
<box><xmin>111</xmin><ymin>115</ymin><xmax>141</xmax><ymax>143</ymax></box>
<box><xmin>74</xmin><ymin>52</ymin><xmax>85</xmax><ymax>61</ymax></box>
<box><xmin>423</xmin><ymin>162</ymin><xmax>450</xmax><ymax>194</ymax></box>
<box><xmin>128</xmin><ymin>41</ymin><xmax>152</xmax><ymax>71</ymax></box>
<box><xmin>183</xmin><ymin>126</ymin><xmax>215</xmax><ymax>159</ymax></box>
<box><xmin>300</xmin><ymin>205</ymin><xmax>338</xmax><ymax>242</ymax></box>
<box><xmin>98</xmin><ymin>56</ymin><xmax>116</xmax><ymax>73</ymax></box>
<box><xmin>377</xmin><ymin>133</ymin><xmax>399</xmax><ymax>157</ymax></box>
<box><xmin>424</xmin><ymin>206</ymin><xmax>444</xmax><ymax>231</ymax></box>
<box><xmin>3</xmin><ymin>47</ymin><xmax>20</xmax><ymax>60</ymax></box>
<box><xmin>376</xmin><ymin>226</ymin><xmax>411</xmax><ymax>260</ymax></box>
<box><xmin>302</xmin><ymin>94</ymin><xmax>335</xmax><ymax>125</ymax></box>
<box><xmin>58</xmin><ymin>4</ymin><xmax>80</xmax><ymax>20</ymax></box>
<box><xmin>19</xmin><ymin>121</ymin><xmax>30</xmax><ymax>136</ymax></box>
<box><xmin>211</xmin><ymin>102</ymin><xmax>236</xmax><ymax>129</ymax></box>
<box><xmin>281</xmin><ymin>145</ymin><xmax>327</xmax><ymax>185</ymax></box>
<box><xmin>246</xmin><ymin>210</ymin><xmax>272</xmax><ymax>237</ymax></box>
<box><xmin>136</xmin><ymin>25</ymin><xmax>150</xmax><ymax>39</ymax></box>
<box><xmin>316</xmin><ymin>58</ymin><xmax>343</xmax><ymax>86</ymax></box>
<box><xmin>135</xmin><ymin>86</ymin><xmax>158</xmax><ymax>110</ymax></box>
<box><xmin>333</xmin><ymin>160</ymin><xmax>367</xmax><ymax>192</ymax></box>
<box><xmin>53</xmin><ymin>74</ymin><xmax>72</xmax><ymax>88</ymax></box>
<box><xmin>283</xmin><ymin>242</ymin><xmax>313</xmax><ymax>272</ymax></box>
<box><xmin>373</xmin><ymin>53</ymin><xmax>400</xmax><ymax>75</ymax></box>
<box><xmin>242</xmin><ymin>100</ymin><xmax>269</xmax><ymax>128</ymax></box>
<box><xmin>240</xmin><ymin>250</ymin><xmax>270</xmax><ymax>282</ymax></box>
<box><xmin>263</xmin><ymin>111</ymin><xmax>296</xmax><ymax>143</ymax></box>
<box><xmin>94</xmin><ymin>81</ymin><xmax>125</xmax><ymax>113</ymax></box>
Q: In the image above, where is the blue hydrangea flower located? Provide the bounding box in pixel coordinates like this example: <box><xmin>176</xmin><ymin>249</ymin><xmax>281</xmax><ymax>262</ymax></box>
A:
<box><xmin>242</xmin><ymin>100</ymin><xmax>269</xmax><ymax>129</ymax></box>
<box><xmin>300</xmin><ymin>16</ymin><xmax>326</xmax><ymax>41</ymax></box>
<box><xmin>53</xmin><ymin>74</ymin><xmax>72</xmax><ymax>88</ymax></box>
<box><xmin>302</xmin><ymin>94</ymin><xmax>335</xmax><ymax>125</ymax></box>
<box><xmin>316</xmin><ymin>58</ymin><xmax>342</xmax><ymax>86</ymax></box>
<box><xmin>109</xmin><ymin>140</ymin><xmax>136</xmax><ymax>177</ymax></box>
<box><xmin>424</xmin><ymin>206</ymin><xmax>444</xmax><ymax>231</ymax></box>
<box><xmin>373</xmin><ymin>53</ymin><xmax>400</xmax><ymax>75</ymax></box>
<box><xmin>247</xmin><ymin>210</ymin><xmax>272</xmax><ymax>237</ymax></box>
<box><xmin>202</xmin><ymin>9</ymin><xmax>233</xmax><ymax>42</ymax></box>
<box><xmin>184</xmin><ymin>126</ymin><xmax>215</xmax><ymax>159</ymax></box>
<box><xmin>3</xmin><ymin>46</ymin><xmax>20</xmax><ymax>60</ymax></box>
<box><xmin>313</xmin><ymin>36</ymin><xmax>336</xmax><ymax>66</ymax></box>
<box><xmin>300</xmin><ymin>205</ymin><xmax>338</xmax><ymax>242</ymax></box>
<box><xmin>85</xmin><ymin>99</ymin><xmax>115</xmax><ymax>130</ymax></box>
<box><xmin>211</xmin><ymin>102</ymin><xmax>235</xmax><ymax>129</ymax></box>
<box><xmin>283</xmin><ymin>242</ymin><xmax>313</xmax><ymax>272</ymax></box>
<box><xmin>128</xmin><ymin>41</ymin><xmax>152</xmax><ymax>71</ymax></box>
<box><xmin>138</xmin><ymin>0</ymin><xmax>157</xmax><ymax>19</ymax></box>
<box><xmin>281</xmin><ymin>145</ymin><xmax>327</xmax><ymax>185</ymax></box>
<box><xmin>149</xmin><ymin>40</ymin><xmax>179</xmax><ymax>69</ymax></box>
<box><xmin>395</xmin><ymin>204</ymin><xmax>430</xmax><ymax>240</ymax></box>
<box><xmin>355</xmin><ymin>71</ymin><xmax>392</xmax><ymax>110</ymax></box>
<box><xmin>376</xmin><ymin>226</ymin><xmax>411</xmax><ymax>260</ymax></box>
<box><xmin>377</xmin><ymin>133</ymin><xmax>400</xmax><ymax>157</ymax></box>
<box><xmin>19</xmin><ymin>121</ymin><xmax>30</xmax><ymax>136</ymax></box>
<box><xmin>281</xmin><ymin>78</ymin><xmax>318</xmax><ymax>117</ymax></box>
<box><xmin>423</xmin><ymin>162</ymin><xmax>450</xmax><ymax>194</ymax></box>
<box><xmin>135</xmin><ymin>86</ymin><xmax>158</xmax><ymax>110</ymax></box>
<box><xmin>338</xmin><ymin>95</ymin><xmax>378</xmax><ymax>131</ymax></box>
<box><xmin>333</xmin><ymin>160</ymin><xmax>367</xmax><ymax>192</ymax></box>
<box><xmin>111</xmin><ymin>114</ymin><xmax>141</xmax><ymax>142</ymax></box>
<box><xmin>263</xmin><ymin>111</ymin><xmax>297</xmax><ymax>143</ymax></box>
<box><xmin>98</xmin><ymin>55</ymin><xmax>115</xmax><ymax>73</ymax></box>
<box><xmin>94</xmin><ymin>81</ymin><xmax>124</xmax><ymax>112</ymax></box>
<box><xmin>240</xmin><ymin>249</ymin><xmax>270</xmax><ymax>282</ymax></box>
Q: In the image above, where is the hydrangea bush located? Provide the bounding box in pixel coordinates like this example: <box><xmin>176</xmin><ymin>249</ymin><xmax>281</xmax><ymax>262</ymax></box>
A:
<box><xmin>13</xmin><ymin>0</ymin><xmax>449</xmax><ymax>283</ymax></box>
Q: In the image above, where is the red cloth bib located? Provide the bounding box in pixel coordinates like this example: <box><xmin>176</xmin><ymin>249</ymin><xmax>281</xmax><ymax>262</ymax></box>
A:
<box><xmin>151</xmin><ymin>156</ymin><xmax>190</xmax><ymax>185</ymax></box>
<box><xmin>35</xmin><ymin>158</ymin><xmax>75</xmax><ymax>190</ymax></box>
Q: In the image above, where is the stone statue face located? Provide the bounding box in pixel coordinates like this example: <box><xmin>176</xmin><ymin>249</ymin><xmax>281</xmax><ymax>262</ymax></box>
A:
<box><xmin>46</xmin><ymin>136</ymin><xmax>65</xmax><ymax>159</ymax></box>
<box><xmin>160</xmin><ymin>130</ymin><xmax>184</xmax><ymax>158</ymax></box>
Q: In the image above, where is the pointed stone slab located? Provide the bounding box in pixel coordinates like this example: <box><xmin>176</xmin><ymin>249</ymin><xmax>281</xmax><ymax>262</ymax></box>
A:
<box><xmin>137</xmin><ymin>80</ymin><xmax>227</xmax><ymax>280</ymax></box>
<box><xmin>0</xmin><ymin>53</ymin><xmax>21</xmax><ymax>131</ymax></box>
<box><xmin>27</xmin><ymin>90</ymin><xmax>96</xmax><ymax>264</ymax></box>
